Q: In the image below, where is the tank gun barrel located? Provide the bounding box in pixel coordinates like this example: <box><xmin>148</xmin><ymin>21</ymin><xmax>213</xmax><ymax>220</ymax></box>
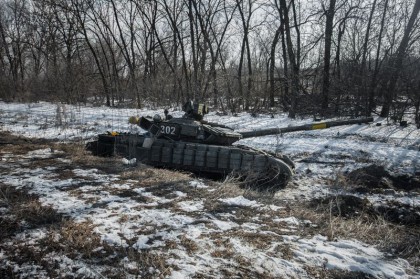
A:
<box><xmin>240</xmin><ymin>117</ymin><xmax>373</xmax><ymax>139</ymax></box>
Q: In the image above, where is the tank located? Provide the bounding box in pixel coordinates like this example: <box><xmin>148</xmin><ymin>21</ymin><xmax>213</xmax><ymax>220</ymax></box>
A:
<box><xmin>87</xmin><ymin>101</ymin><xmax>373</xmax><ymax>191</ymax></box>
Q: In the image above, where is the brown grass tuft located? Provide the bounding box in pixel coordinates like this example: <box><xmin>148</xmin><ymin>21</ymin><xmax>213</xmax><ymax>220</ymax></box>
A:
<box><xmin>0</xmin><ymin>184</ymin><xmax>62</xmax><ymax>238</ymax></box>
<box><xmin>233</xmin><ymin>231</ymin><xmax>273</xmax><ymax>249</ymax></box>
<box><xmin>209</xmin><ymin>237</ymin><xmax>235</xmax><ymax>259</ymax></box>
<box><xmin>123</xmin><ymin>248</ymin><xmax>171</xmax><ymax>279</ymax></box>
<box><xmin>44</xmin><ymin>220</ymin><xmax>101</xmax><ymax>259</ymax></box>
<box><xmin>179</xmin><ymin>234</ymin><xmax>199</xmax><ymax>255</ymax></box>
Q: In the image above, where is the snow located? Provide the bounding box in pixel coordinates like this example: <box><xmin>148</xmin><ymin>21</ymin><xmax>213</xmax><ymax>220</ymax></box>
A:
<box><xmin>122</xmin><ymin>157</ymin><xmax>137</xmax><ymax>165</ymax></box>
<box><xmin>219</xmin><ymin>196</ymin><xmax>259</xmax><ymax>207</ymax></box>
<box><xmin>177</xmin><ymin>200</ymin><xmax>205</xmax><ymax>212</ymax></box>
<box><xmin>274</xmin><ymin>216</ymin><xmax>301</xmax><ymax>226</ymax></box>
<box><xmin>284</xmin><ymin>235</ymin><xmax>414</xmax><ymax>279</ymax></box>
<box><xmin>0</xmin><ymin>250</ymin><xmax>5</xmax><ymax>260</ymax></box>
<box><xmin>212</xmin><ymin>219</ymin><xmax>239</xmax><ymax>231</ymax></box>
<box><xmin>0</xmin><ymin>101</ymin><xmax>419</xmax><ymax>278</ymax></box>
<box><xmin>189</xmin><ymin>180</ymin><xmax>209</xmax><ymax>189</ymax></box>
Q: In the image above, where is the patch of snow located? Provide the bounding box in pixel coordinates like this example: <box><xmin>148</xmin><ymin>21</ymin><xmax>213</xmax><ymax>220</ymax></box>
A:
<box><xmin>229</xmin><ymin>238</ymin><xmax>304</xmax><ymax>277</ymax></box>
<box><xmin>283</xmin><ymin>235</ymin><xmax>418</xmax><ymax>279</ymax></box>
<box><xmin>122</xmin><ymin>157</ymin><xmax>136</xmax><ymax>165</ymax></box>
<box><xmin>110</xmin><ymin>183</ymin><xmax>132</xmax><ymax>190</ymax></box>
<box><xmin>23</xmin><ymin>148</ymin><xmax>64</xmax><ymax>159</ymax></box>
<box><xmin>133</xmin><ymin>235</ymin><xmax>150</xmax><ymax>249</ymax></box>
<box><xmin>265</xmin><ymin>204</ymin><xmax>285</xmax><ymax>211</ymax></box>
<box><xmin>212</xmin><ymin>219</ymin><xmax>238</xmax><ymax>231</ymax></box>
<box><xmin>189</xmin><ymin>180</ymin><xmax>209</xmax><ymax>189</ymax></box>
<box><xmin>56</xmin><ymin>158</ymin><xmax>71</xmax><ymax>163</ymax></box>
<box><xmin>174</xmin><ymin>191</ymin><xmax>187</xmax><ymax>198</ymax></box>
<box><xmin>363</xmin><ymin>193</ymin><xmax>420</xmax><ymax>208</ymax></box>
<box><xmin>241</xmin><ymin>222</ymin><xmax>261</xmax><ymax>231</ymax></box>
<box><xmin>177</xmin><ymin>200</ymin><xmax>204</xmax><ymax>212</ymax></box>
<box><xmin>184</xmin><ymin>225</ymin><xmax>204</xmax><ymax>239</ymax></box>
<box><xmin>219</xmin><ymin>196</ymin><xmax>259</xmax><ymax>207</ymax></box>
<box><xmin>132</xmin><ymin>187</ymin><xmax>145</xmax><ymax>194</ymax></box>
<box><xmin>274</xmin><ymin>216</ymin><xmax>301</xmax><ymax>226</ymax></box>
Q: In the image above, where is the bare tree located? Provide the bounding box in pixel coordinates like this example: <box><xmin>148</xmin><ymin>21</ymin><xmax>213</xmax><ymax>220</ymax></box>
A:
<box><xmin>380</xmin><ymin>0</ymin><xmax>420</xmax><ymax>117</ymax></box>
<box><xmin>235</xmin><ymin>0</ymin><xmax>255</xmax><ymax>110</ymax></box>
<box><xmin>321</xmin><ymin>0</ymin><xmax>336</xmax><ymax>115</ymax></box>
<box><xmin>368</xmin><ymin>0</ymin><xmax>389</xmax><ymax>113</ymax></box>
<box><xmin>0</xmin><ymin>0</ymin><xmax>418</xmax><ymax>122</ymax></box>
<box><xmin>277</xmin><ymin>0</ymin><xmax>300</xmax><ymax>118</ymax></box>
<box><xmin>0</xmin><ymin>0</ymin><xmax>30</xmax><ymax>100</ymax></box>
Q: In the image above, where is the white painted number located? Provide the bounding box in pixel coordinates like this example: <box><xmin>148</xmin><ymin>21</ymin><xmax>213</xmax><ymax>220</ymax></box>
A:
<box><xmin>161</xmin><ymin>125</ymin><xmax>176</xmax><ymax>135</ymax></box>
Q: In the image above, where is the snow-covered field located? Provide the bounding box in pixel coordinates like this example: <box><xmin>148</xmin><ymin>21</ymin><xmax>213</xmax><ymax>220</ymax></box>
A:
<box><xmin>0</xmin><ymin>101</ymin><xmax>419</xmax><ymax>278</ymax></box>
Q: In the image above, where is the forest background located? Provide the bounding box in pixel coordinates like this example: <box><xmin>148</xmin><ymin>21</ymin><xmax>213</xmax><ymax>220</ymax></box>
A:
<box><xmin>0</xmin><ymin>0</ymin><xmax>419</xmax><ymax>124</ymax></box>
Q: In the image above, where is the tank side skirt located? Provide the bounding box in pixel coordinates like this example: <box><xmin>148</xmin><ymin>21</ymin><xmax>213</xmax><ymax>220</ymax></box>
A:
<box><xmin>133</xmin><ymin>140</ymin><xmax>293</xmax><ymax>177</ymax></box>
<box><xmin>94</xmin><ymin>134</ymin><xmax>294</xmax><ymax>187</ymax></box>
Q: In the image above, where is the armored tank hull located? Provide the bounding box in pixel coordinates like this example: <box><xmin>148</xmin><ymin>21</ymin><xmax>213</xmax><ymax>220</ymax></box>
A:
<box><xmin>88</xmin><ymin>133</ymin><xmax>295</xmax><ymax>190</ymax></box>
<box><xmin>86</xmin><ymin>100</ymin><xmax>373</xmax><ymax>191</ymax></box>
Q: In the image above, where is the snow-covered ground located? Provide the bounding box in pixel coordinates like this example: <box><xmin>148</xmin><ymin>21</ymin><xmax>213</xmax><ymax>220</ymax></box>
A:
<box><xmin>0</xmin><ymin>101</ymin><xmax>419</xmax><ymax>278</ymax></box>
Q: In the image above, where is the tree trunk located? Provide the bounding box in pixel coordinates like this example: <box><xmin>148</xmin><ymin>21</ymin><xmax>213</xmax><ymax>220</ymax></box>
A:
<box><xmin>360</xmin><ymin>0</ymin><xmax>377</xmax><ymax>116</ymax></box>
<box><xmin>238</xmin><ymin>35</ymin><xmax>246</xmax><ymax>109</ymax></box>
<box><xmin>269</xmin><ymin>26</ymin><xmax>282</xmax><ymax>107</ymax></box>
<box><xmin>280</xmin><ymin>20</ymin><xmax>289</xmax><ymax>111</ymax></box>
<box><xmin>73</xmin><ymin>1</ymin><xmax>111</xmax><ymax>106</ymax></box>
<box><xmin>188</xmin><ymin>0</ymin><xmax>198</xmax><ymax>100</ymax></box>
<box><xmin>369</xmin><ymin>0</ymin><xmax>388</xmax><ymax>113</ymax></box>
<box><xmin>321</xmin><ymin>0</ymin><xmax>336</xmax><ymax>115</ymax></box>
<box><xmin>279</xmin><ymin>0</ymin><xmax>299</xmax><ymax>118</ymax></box>
<box><xmin>245</xmin><ymin>32</ymin><xmax>252</xmax><ymax>110</ymax></box>
<box><xmin>380</xmin><ymin>0</ymin><xmax>420</xmax><ymax>117</ymax></box>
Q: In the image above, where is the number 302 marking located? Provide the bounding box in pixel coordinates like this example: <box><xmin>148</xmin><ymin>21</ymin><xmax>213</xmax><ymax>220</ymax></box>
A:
<box><xmin>160</xmin><ymin>125</ymin><xmax>176</xmax><ymax>135</ymax></box>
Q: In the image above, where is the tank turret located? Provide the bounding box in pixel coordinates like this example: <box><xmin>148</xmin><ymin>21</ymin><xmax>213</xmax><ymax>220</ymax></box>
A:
<box><xmin>87</xmin><ymin>101</ymin><xmax>373</xmax><ymax>191</ymax></box>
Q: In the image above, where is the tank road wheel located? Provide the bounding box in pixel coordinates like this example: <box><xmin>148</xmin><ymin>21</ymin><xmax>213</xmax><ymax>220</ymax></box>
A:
<box><xmin>236</xmin><ymin>155</ymin><xmax>294</xmax><ymax>191</ymax></box>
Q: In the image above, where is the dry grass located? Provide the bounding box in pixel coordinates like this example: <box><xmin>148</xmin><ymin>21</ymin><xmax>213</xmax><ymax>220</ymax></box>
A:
<box><xmin>201</xmin><ymin>179</ymin><xmax>245</xmax><ymax>202</ymax></box>
<box><xmin>210</xmin><ymin>247</ymin><xmax>235</xmax><ymax>259</ymax></box>
<box><xmin>58</xmin><ymin>142</ymin><xmax>89</xmax><ymax>159</ymax></box>
<box><xmin>288</xmin><ymin>197</ymin><xmax>420</xmax><ymax>267</ymax></box>
<box><xmin>58</xmin><ymin>141</ymin><xmax>130</xmax><ymax>176</ymax></box>
<box><xmin>179</xmin><ymin>234</ymin><xmax>199</xmax><ymax>255</ymax></box>
<box><xmin>304</xmin><ymin>266</ymin><xmax>375</xmax><ymax>279</ymax></box>
<box><xmin>208</xmin><ymin>174</ymin><xmax>282</xmax><ymax>205</ymax></box>
<box><xmin>208</xmin><ymin>235</ymin><xmax>235</xmax><ymax>259</ymax></box>
<box><xmin>60</xmin><ymin>220</ymin><xmax>101</xmax><ymax>257</ymax></box>
<box><xmin>0</xmin><ymin>183</ymin><xmax>62</xmax><ymax>239</ymax></box>
<box><xmin>119</xmin><ymin>165</ymin><xmax>191</xmax><ymax>182</ymax></box>
<box><xmin>165</xmin><ymin>240</ymin><xmax>178</xmax><ymax>249</ymax></box>
<box><xmin>234</xmin><ymin>231</ymin><xmax>273</xmax><ymax>249</ymax></box>
<box><xmin>117</xmin><ymin>248</ymin><xmax>171</xmax><ymax>279</ymax></box>
<box><xmin>1</xmin><ymin>141</ymin><xmax>47</xmax><ymax>155</ymax></box>
<box><xmin>16</xmin><ymin>199</ymin><xmax>60</xmax><ymax>226</ymax></box>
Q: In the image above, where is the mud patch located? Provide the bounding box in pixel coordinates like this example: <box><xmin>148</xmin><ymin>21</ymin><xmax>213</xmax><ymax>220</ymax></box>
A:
<box><xmin>346</xmin><ymin>165</ymin><xmax>420</xmax><ymax>193</ymax></box>
<box><xmin>304</xmin><ymin>267</ymin><xmax>375</xmax><ymax>279</ymax></box>
<box><xmin>310</xmin><ymin>195</ymin><xmax>372</xmax><ymax>219</ymax></box>
<box><xmin>375</xmin><ymin>202</ymin><xmax>420</xmax><ymax>226</ymax></box>
<box><xmin>310</xmin><ymin>195</ymin><xmax>420</xmax><ymax>226</ymax></box>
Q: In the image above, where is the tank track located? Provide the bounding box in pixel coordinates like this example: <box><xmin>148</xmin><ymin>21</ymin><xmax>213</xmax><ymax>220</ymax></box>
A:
<box><xmin>87</xmin><ymin>133</ymin><xmax>295</xmax><ymax>190</ymax></box>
